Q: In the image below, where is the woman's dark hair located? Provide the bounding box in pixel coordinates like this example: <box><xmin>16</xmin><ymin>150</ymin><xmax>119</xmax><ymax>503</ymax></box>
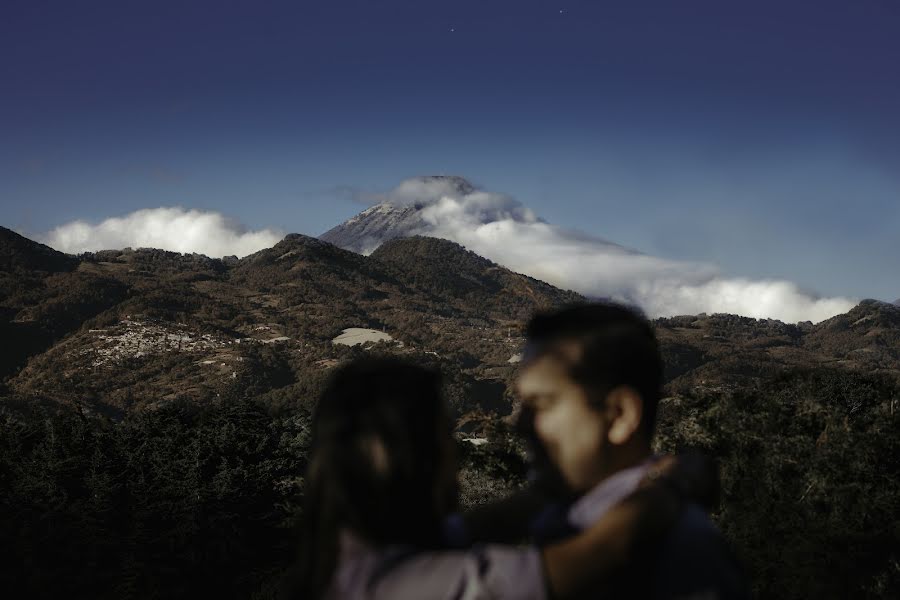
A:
<box><xmin>287</xmin><ymin>357</ymin><xmax>453</xmax><ymax>599</ymax></box>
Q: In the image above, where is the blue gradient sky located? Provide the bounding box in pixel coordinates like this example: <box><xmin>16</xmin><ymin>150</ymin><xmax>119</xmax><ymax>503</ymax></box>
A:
<box><xmin>1</xmin><ymin>0</ymin><xmax>898</xmax><ymax>300</ymax></box>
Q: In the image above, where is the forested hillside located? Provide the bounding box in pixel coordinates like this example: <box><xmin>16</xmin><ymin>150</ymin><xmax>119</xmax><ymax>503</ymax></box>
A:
<box><xmin>1</xmin><ymin>226</ymin><xmax>897</xmax><ymax>598</ymax></box>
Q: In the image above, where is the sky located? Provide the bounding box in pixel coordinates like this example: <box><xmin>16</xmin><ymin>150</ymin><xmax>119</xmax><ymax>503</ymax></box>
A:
<box><xmin>2</xmin><ymin>0</ymin><xmax>899</xmax><ymax>312</ymax></box>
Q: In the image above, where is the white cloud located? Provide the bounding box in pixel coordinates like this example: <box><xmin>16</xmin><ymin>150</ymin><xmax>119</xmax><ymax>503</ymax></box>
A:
<box><xmin>40</xmin><ymin>207</ymin><xmax>283</xmax><ymax>258</ymax></box>
<box><xmin>38</xmin><ymin>184</ymin><xmax>859</xmax><ymax>324</ymax></box>
<box><xmin>632</xmin><ymin>278</ymin><xmax>857</xmax><ymax>324</ymax></box>
<box><xmin>382</xmin><ymin>177</ymin><xmax>857</xmax><ymax>323</ymax></box>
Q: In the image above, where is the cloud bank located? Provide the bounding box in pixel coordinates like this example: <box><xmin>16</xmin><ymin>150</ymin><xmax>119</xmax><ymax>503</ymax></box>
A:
<box><xmin>38</xmin><ymin>181</ymin><xmax>858</xmax><ymax>323</ymax></box>
<box><xmin>41</xmin><ymin>207</ymin><xmax>283</xmax><ymax>258</ymax></box>
<box><xmin>380</xmin><ymin>177</ymin><xmax>857</xmax><ymax>323</ymax></box>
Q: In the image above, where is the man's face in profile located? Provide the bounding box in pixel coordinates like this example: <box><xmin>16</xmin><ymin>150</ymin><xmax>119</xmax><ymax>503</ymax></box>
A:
<box><xmin>516</xmin><ymin>347</ymin><xmax>610</xmax><ymax>494</ymax></box>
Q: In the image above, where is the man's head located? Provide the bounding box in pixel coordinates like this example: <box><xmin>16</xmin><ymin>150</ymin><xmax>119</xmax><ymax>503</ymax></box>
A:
<box><xmin>516</xmin><ymin>302</ymin><xmax>663</xmax><ymax>493</ymax></box>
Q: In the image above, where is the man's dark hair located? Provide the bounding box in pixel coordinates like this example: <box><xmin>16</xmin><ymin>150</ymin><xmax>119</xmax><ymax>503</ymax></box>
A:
<box><xmin>525</xmin><ymin>302</ymin><xmax>663</xmax><ymax>436</ymax></box>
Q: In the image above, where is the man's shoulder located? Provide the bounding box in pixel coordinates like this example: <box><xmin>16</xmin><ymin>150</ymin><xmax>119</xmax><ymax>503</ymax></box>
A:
<box><xmin>668</xmin><ymin>503</ymin><xmax>725</xmax><ymax>546</ymax></box>
<box><xmin>650</xmin><ymin>504</ymin><xmax>748</xmax><ymax>600</ymax></box>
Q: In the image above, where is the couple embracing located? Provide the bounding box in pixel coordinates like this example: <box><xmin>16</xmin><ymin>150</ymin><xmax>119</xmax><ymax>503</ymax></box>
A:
<box><xmin>288</xmin><ymin>303</ymin><xmax>747</xmax><ymax>599</ymax></box>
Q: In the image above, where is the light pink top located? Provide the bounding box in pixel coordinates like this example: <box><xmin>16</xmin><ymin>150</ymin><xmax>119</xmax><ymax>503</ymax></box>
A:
<box><xmin>324</xmin><ymin>531</ymin><xmax>548</xmax><ymax>600</ymax></box>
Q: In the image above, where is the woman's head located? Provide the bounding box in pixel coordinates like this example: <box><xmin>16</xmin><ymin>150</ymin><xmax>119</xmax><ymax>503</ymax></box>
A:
<box><xmin>290</xmin><ymin>357</ymin><xmax>459</xmax><ymax>598</ymax></box>
<box><xmin>310</xmin><ymin>357</ymin><xmax>459</xmax><ymax>543</ymax></box>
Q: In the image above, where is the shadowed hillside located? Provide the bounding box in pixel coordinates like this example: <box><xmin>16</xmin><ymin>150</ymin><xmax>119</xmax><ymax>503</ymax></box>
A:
<box><xmin>371</xmin><ymin>236</ymin><xmax>583</xmax><ymax>321</ymax></box>
<box><xmin>0</xmin><ymin>226</ymin><xmax>78</xmax><ymax>273</ymax></box>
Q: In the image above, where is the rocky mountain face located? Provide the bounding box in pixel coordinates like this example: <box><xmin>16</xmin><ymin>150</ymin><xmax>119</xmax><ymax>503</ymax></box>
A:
<box><xmin>319</xmin><ymin>175</ymin><xmax>475</xmax><ymax>253</ymax></box>
<box><xmin>1</xmin><ymin>227</ymin><xmax>898</xmax><ymax>599</ymax></box>
<box><xmin>320</xmin><ymin>202</ymin><xmax>427</xmax><ymax>254</ymax></box>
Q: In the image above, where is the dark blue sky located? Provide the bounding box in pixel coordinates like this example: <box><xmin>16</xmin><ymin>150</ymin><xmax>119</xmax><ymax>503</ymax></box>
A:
<box><xmin>2</xmin><ymin>0</ymin><xmax>898</xmax><ymax>300</ymax></box>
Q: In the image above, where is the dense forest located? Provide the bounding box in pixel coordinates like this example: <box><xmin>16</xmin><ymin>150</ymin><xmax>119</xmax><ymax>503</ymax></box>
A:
<box><xmin>1</xmin><ymin>226</ymin><xmax>898</xmax><ymax>598</ymax></box>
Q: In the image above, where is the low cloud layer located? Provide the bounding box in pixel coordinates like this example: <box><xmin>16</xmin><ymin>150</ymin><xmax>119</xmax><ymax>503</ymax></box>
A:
<box><xmin>380</xmin><ymin>177</ymin><xmax>857</xmax><ymax>323</ymax></box>
<box><xmin>41</xmin><ymin>207</ymin><xmax>283</xmax><ymax>258</ymax></box>
<box><xmin>38</xmin><ymin>183</ymin><xmax>858</xmax><ymax>323</ymax></box>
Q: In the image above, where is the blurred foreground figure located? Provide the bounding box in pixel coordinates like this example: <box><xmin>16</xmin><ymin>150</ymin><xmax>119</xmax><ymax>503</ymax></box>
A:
<box><xmin>469</xmin><ymin>302</ymin><xmax>747</xmax><ymax>599</ymax></box>
<box><xmin>286</xmin><ymin>358</ymin><xmax>702</xmax><ymax>599</ymax></box>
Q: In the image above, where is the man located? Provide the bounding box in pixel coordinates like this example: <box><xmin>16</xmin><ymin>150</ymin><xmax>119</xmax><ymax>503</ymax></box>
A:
<box><xmin>511</xmin><ymin>302</ymin><xmax>746</xmax><ymax>599</ymax></box>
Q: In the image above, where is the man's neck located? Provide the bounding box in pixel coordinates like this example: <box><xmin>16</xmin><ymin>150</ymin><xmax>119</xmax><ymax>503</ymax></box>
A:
<box><xmin>595</xmin><ymin>439</ymin><xmax>652</xmax><ymax>487</ymax></box>
<box><xmin>568</xmin><ymin>444</ymin><xmax>655</xmax><ymax>529</ymax></box>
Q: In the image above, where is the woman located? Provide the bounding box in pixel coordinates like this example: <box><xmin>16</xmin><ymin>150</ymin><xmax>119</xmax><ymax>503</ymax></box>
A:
<box><xmin>287</xmin><ymin>357</ymin><xmax>693</xmax><ymax>599</ymax></box>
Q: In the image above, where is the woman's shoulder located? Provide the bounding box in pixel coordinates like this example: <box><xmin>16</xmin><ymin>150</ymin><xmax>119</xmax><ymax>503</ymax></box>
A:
<box><xmin>329</xmin><ymin>542</ymin><xmax>547</xmax><ymax>600</ymax></box>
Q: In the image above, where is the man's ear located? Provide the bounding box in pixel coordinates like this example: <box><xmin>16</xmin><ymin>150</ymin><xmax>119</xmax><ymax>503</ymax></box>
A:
<box><xmin>605</xmin><ymin>385</ymin><xmax>643</xmax><ymax>445</ymax></box>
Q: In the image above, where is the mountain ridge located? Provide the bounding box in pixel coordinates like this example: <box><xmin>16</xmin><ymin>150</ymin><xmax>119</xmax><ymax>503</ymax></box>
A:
<box><xmin>1</xmin><ymin>225</ymin><xmax>893</xmax><ymax>416</ymax></box>
<box><xmin>320</xmin><ymin>202</ymin><xmax>429</xmax><ymax>254</ymax></box>
<box><xmin>1</xmin><ymin>223</ymin><xmax>898</xmax><ymax>599</ymax></box>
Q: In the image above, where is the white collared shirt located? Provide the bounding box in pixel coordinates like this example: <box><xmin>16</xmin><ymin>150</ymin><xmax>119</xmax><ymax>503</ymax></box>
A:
<box><xmin>567</xmin><ymin>459</ymin><xmax>654</xmax><ymax>530</ymax></box>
